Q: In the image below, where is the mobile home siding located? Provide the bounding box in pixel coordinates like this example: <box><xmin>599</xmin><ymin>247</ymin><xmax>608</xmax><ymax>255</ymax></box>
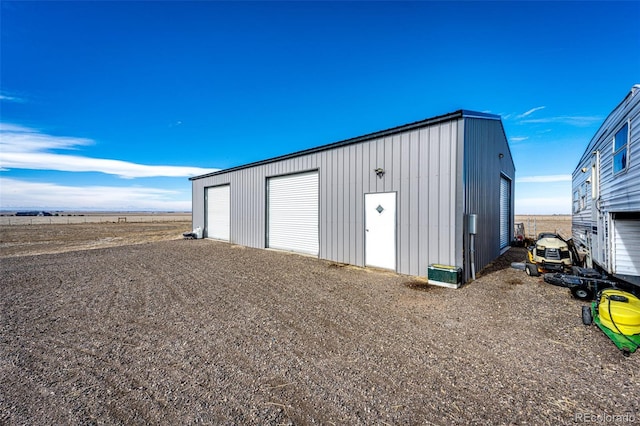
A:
<box><xmin>572</xmin><ymin>85</ymin><xmax>640</xmax><ymax>280</ymax></box>
<box><xmin>191</xmin><ymin>110</ymin><xmax>514</xmax><ymax>281</ymax></box>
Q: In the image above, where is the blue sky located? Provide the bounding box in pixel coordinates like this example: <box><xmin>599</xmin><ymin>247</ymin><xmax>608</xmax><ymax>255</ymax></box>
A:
<box><xmin>1</xmin><ymin>1</ymin><xmax>638</xmax><ymax>214</ymax></box>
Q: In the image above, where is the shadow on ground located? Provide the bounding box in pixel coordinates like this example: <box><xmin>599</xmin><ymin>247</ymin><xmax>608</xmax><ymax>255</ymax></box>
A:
<box><xmin>477</xmin><ymin>246</ymin><xmax>528</xmax><ymax>276</ymax></box>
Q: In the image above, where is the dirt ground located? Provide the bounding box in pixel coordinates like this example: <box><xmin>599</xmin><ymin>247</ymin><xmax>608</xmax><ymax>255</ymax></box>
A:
<box><xmin>1</xmin><ymin>218</ymin><xmax>638</xmax><ymax>425</ymax></box>
<box><xmin>0</xmin><ymin>221</ymin><xmax>191</xmax><ymax>258</ymax></box>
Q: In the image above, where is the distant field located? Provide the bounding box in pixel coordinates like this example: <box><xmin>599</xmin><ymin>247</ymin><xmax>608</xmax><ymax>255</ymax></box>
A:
<box><xmin>1</xmin><ymin>213</ymin><xmax>570</xmax><ymax>236</ymax></box>
<box><xmin>0</xmin><ymin>213</ymin><xmax>192</xmax><ymax>257</ymax></box>
<box><xmin>0</xmin><ymin>213</ymin><xmax>571</xmax><ymax>258</ymax></box>
<box><xmin>0</xmin><ymin>212</ymin><xmax>191</xmax><ymax>226</ymax></box>
<box><xmin>0</xmin><ymin>220</ymin><xmax>191</xmax><ymax>258</ymax></box>
<box><xmin>515</xmin><ymin>215</ymin><xmax>571</xmax><ymax>239</ymax></box>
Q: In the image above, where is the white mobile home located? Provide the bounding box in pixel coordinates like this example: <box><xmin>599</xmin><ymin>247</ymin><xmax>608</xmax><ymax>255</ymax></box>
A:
<box><xmin>572</xmin><ymin>85</ymin><xmax>640</xmax><ymax>286</ymax></box>
<box><xmin>191</xmin><ymin>110</ymin><xmax>515</xmax><ymax>284</ymax></box>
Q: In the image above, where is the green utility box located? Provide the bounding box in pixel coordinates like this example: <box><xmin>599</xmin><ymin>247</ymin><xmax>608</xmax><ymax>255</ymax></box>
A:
<box><xmin>428</xmin><ymin>264</ymin><xmax>463</xmax><ymax>289</ymax></box>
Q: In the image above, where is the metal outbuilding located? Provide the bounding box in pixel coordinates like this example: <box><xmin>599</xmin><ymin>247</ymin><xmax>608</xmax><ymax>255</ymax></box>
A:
<box><xmin>190</xmin><ymin>110</ymin><xmax>515</xmax><ymax>284</ymax></box>
<box><xmin>572</xmin><ymin>85</ymin><xmax>640</xmax><ymax>286</ymax></box>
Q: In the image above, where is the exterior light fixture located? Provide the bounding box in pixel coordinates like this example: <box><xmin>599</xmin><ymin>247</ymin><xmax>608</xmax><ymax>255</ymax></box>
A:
<box><xmin>498</xmin><ymin>153</ymin><xmax>504</xmax><ymax>159</ymax></box>
<box><xmin>374</xmin><ymin>167</ymin><xmax>385</xmax><ymax>178</ymax></box>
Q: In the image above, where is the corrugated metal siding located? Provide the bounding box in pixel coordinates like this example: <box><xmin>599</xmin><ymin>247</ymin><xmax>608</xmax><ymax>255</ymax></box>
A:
<box><xmin>191</xmin><ymin>119</ymin><xmax>464</xmax><ymax>278</ymax></box>
<box><xmin>462</xmin><ymin>118</ymin><xmax>516</xmax><ymax>282</ymax></box>
<box><xmin>572</xmin><ymin>85</ymin><xmax>640</xmax><ymax>274</ymax></box>
<box><xmin>191</xmin><ymin>113</ymin><xmax>516</xmax><ymax>281</ymax></box>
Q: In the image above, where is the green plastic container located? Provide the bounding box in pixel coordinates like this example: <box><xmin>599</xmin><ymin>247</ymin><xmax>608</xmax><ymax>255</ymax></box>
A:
<box><xmin>591</xmin><ymin>301</ymin><xmax>640</xmax><ymax>356</ymax></box>
<box><xmin>428</xmin><ymin>264</ymin><xmax>462</xmax><ymax>288</ymax></box>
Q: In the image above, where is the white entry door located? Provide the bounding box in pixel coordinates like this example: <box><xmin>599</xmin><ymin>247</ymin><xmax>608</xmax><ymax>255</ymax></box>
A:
<box><xmin>365</xmin><ymin>192</ymin><xmax>396</xmax><ymax>270</ymax></box>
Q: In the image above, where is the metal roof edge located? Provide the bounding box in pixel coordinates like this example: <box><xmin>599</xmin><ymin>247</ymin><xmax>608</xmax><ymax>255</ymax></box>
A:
<box><xmin>459</xmin><ymin>110</ymin><xmax>501</xmax><ymax>120</ymax></box>
<box><xmin>190</xmin><ymin>109</ymin><xmax>500</xmax><ymax>180</ymax></box>
<box><xmin>462</xmin><ymin>112</ymin><xmax>515</xmax><ymax>171</ymax></box>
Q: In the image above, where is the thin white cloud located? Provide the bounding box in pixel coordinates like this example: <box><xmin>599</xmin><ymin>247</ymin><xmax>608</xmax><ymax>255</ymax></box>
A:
<box><xmin>0</xmin><ymin>123</ymin><xmax>35</xmax><ymax>132</ymax></box>
<box><xmin>516</xmin><ymin>175</ymin><xmax>572</xmax><ymax>183</ymax></box>
<box><xmin>510</xmin><ymin>136</ymin><xmax>528</xmax><ymax>142</ymax></box>
<box><xmin>0</xmin><ymin>93</ymin><xmax>24</xmax><ymax>103</ymax></box>
<box><xmin>2</xmin><ymin>152</ymin><xmax>216</xmax><ymax>179</ymax></box>
<box><xmin>520</xmin><ymin>116</ymin><xmax>602</xmax><ymax>127</ymax></box>
<box><xmin>0</xmin><ymin>177</ymin><xmax>191</xmax><ymax>211</ymax></box>
<box><xmin>1</xmin><ymin>124</ymin><xmax>93</xmax><ymax>152</ymax></box>
<box><xmin>517</xmin><ymin>106</ymin><xmax>545</xmax><ymax>119</ymax></box>
<box><xmin>0</xmin><ymin>123</ymin><xmax>217</xmax><ymax>178</ymax></box>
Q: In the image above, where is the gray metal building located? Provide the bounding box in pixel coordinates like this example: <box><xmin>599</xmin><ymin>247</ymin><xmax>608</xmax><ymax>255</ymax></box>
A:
<box><xmin>572</xmin><ymin>85</ymin><xmax>640</xmax><ymax>286</ymax></box>
<box><xmin>190</xmin><ymin>110</ymin><xmax>515</xmax><ymax>283</ymax></box>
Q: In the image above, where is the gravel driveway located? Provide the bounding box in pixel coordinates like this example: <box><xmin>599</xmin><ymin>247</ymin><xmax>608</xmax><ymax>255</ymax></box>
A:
<box><xmin>1</xmin><ymin>239</ymin><xmax>638</xmax><ymax>425</ymax></box>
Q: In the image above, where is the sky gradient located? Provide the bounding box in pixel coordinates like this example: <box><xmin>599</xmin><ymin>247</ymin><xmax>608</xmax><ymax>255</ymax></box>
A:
<box><xmin>1</xmin><ymin>1</ymin><xmax>638</xmax><ymax>214</ymax></box>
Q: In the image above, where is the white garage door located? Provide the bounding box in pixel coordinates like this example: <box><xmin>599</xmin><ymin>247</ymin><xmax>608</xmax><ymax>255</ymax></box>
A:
<box><xmin>267</xmin><ymin>171</ymin><xmax>319</xmax><ymax>255</ymax></box>
<box><xmin>499</xmin><ymin>176</ymin><xmax>511</xmax><ymax>249</ymax></box>
<box><xmin>205</xmin><ymin>185</ymin><xmax>230</xmax><ymax>241</ymax></box>
<box><xmin>613</xmin><ymin>218</ymin><xmax>640</xmax><ymax>276</ymax></box>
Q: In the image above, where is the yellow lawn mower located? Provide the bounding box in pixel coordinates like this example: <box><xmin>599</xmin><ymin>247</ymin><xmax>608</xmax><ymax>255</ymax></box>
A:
<box><xmin>524</xmin><ymin>233</ymin><xmax>579</xmax><ymax>277</ymax></box>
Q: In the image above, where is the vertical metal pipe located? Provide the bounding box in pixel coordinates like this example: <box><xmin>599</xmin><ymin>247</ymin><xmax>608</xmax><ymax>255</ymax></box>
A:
<box><xmin>468</xmin><ymin>214</ymin><xmax>477</xmax><ymax>280</ymax></box>
<box><xmin>471</xmin><ymin>233</ymin><xmax>476</xmax><ymax>280</ymax></box>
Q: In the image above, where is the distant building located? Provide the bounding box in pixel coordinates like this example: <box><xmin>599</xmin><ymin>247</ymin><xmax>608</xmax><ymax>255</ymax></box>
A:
<box><xmin>190</xmin><ymin>110</ymin><xmax>515</xmax><ymax>283</ymax></box>
<box><xmin>15</xmin><ymin>211</ymin><xmax>52</xmax><ymax>216</ymax></box>
<box><xmin>572</xmin><ymin>85</ymin><xmax>640</xmax><ymax>286</ymax></box>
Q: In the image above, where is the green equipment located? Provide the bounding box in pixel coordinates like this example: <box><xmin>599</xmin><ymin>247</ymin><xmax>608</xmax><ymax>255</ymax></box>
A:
<box><xmin>582</xmin><ymin>289</ymin><xmax>640</xmax><ymax>357</ymax></box>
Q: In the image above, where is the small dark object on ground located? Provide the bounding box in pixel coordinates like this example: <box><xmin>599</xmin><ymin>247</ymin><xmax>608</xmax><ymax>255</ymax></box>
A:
<box><xmin>510</xmin><ymin>262</ymin><xmax>526</xmax><ymax>270</ymax></box>
<box><xmin>404</xmin><ymin>280</ymin><xmax>433</xmax><ymax>291</ymax></box>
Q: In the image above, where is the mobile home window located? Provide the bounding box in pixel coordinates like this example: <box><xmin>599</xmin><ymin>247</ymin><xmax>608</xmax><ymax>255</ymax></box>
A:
<box><xmin>613</xmin><ymin>122</ymin><xmax>629</xmax><ymax>174</ymax></box>
<box><xmin>580</xmin><ymin>183</ymin><xmax>587</xmax><ymax>210</ymax></box>
<box><xmin>573</xmin><ymin>190</ymin><xmax>580</xmax><ymax>213</ymax></box>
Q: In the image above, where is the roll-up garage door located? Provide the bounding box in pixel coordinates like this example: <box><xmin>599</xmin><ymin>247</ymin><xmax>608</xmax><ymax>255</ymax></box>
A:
<box><xmin>205</xmin><ymin>185</ymin><xmax>230</xmax><ymax>241</ymax></box>
<box><xmin>267</xmin><ymin>171</ymin><xmax>319</xmax><ymax>255</ymax></box>
<box><xmin>613</xmin><ymin>218</ymin><xmax>640</xmax><ymax>276</ymax></box>
<box><xmin>499</xmin><ymin>176</ymin><xmax>511</xmax><ymax>249</ymax></box>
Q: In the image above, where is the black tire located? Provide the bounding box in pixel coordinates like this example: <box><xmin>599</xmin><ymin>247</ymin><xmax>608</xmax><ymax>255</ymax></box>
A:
<box><xmin>571</xmin><ymin>286</ymin><xmax>594</xmax><ymax>300</ymax></box>
<box><xmin>526</xmin><ymin>263</ymin><xmax>540</xmax><ymax>277</ymax></box>
<box><xmin>582</xmin><ymin>306</ymin><xmax>593</xmax><ymax>325</ymax></box>
<box><xmin>623</xmin><ymin>350</ymin><xmax>630</xmax><ymax>357</ymax></box>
